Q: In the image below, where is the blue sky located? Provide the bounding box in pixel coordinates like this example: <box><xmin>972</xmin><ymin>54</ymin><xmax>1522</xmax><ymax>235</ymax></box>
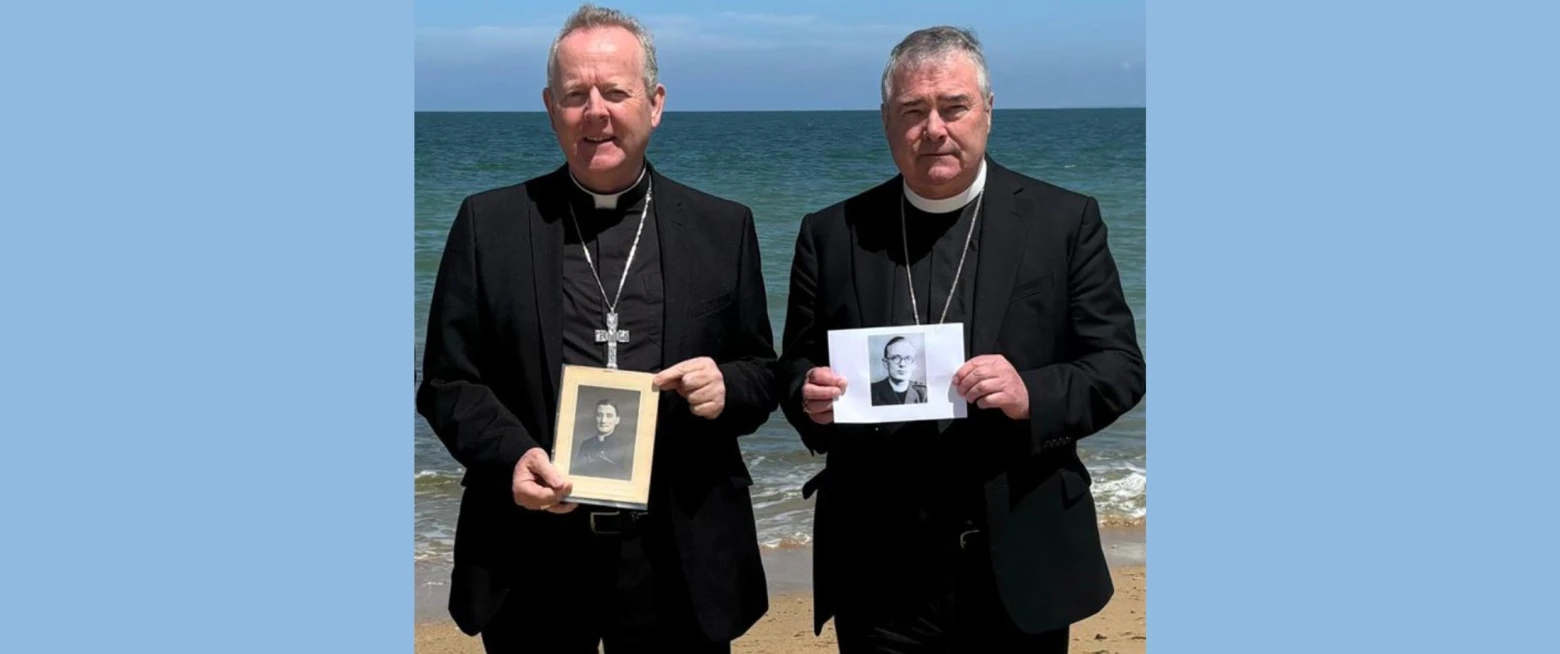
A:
<box><xmin>416</xmin><ymin>0</ymin><xmax>1144</xmax><ymax>111</ymax></box>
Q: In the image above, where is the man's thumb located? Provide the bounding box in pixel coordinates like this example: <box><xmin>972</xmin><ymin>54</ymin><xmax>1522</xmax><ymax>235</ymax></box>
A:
<box><xmin>533</xmin><ymin>459</ymin><xmax>565</xmax><ymax>489</ymax></box>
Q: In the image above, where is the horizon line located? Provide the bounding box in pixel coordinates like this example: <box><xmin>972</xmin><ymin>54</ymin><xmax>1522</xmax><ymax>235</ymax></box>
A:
<box><xmin>415</xmin><ymin>105</ymin><xmax>1145</xmax><ymax>113</ymax></box>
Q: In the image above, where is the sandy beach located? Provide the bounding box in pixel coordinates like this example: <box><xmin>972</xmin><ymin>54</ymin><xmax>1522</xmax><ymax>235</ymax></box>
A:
<box><xmin>416</xmin><ymin>527</ymin><xmax>1144</xmax><ymax>653</ymax></box>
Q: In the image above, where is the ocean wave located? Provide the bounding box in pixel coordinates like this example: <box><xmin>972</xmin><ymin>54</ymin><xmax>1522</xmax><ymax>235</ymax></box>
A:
<box><xmin>749</xmin><ymin>467</ymin><xmax>823</xmax><ymax>490</ymax></box>
<box><xmin>751</xmin><ymin>496</ymin><xmax>794</xmax><ymax>511</ymax></box>
<box><xmin>414</xmin><ymin>469</ymin><xmax>463</xmax><ymax>492</ymax></box>
<box><xmin>1092</xmin><ymin>470</ymin><xmax>1146</xmax><ymax>520</ymax></box>
<box><xmin>414</xmin><ymin>540</ymin><xmax>453</xmax><ymax>562</ymax></box>
<box><xmin>760</xmin><ymin>533</ymin><xmax>813</xmax><ymax>550</ymax></box>
<box><xmin>412</xmin><ymin>466</ymin><xmax>1144</xmax><ymax>564</ymax></box>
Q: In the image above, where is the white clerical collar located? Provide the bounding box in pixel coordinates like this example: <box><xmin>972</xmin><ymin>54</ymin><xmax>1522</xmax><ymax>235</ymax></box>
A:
<box><xmin>570</xmin><ymin>166</ymin><xmax>648</xmax><ymax>210</ymax></box>
<box><xmin>903</xmin><ymin>159</ymin><xmax>987</xmax><ymax>214</ymax></box>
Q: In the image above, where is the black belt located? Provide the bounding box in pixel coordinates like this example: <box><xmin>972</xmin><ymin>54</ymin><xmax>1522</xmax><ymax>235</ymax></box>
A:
<box><xmin>586</xmin><ymin>509</ymin><xmax>648</xmax><ymax>536</ymax></box>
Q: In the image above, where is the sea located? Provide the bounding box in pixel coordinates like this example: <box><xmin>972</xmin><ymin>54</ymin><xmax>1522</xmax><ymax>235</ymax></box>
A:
<box><xmin>415</xmin><ymin>109</ymin><xmax>1146</xmax><ymax>588</ymax></box>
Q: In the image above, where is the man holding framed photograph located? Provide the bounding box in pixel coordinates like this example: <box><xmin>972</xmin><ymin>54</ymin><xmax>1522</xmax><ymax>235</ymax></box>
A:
<box><xmin>415</xmin><ymin>5</ymin><xmax>778</xmax><ymax>653</ymax></box>
<box><xmin>776</xmin><ymin>26</ymin><xmax>1146</xmax><ymax>653</ymax></box>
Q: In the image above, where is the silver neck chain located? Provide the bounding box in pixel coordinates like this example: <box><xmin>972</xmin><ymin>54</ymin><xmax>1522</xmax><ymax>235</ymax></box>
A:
<box><xmin>565</xmin><ymin>177</ymin><xmax>653</xmax><ymax>316</ymax></box>
<box><xmin>901</xmin><ymin>190</ymin><xmax>982</xmax><ymax>325</ymax></box>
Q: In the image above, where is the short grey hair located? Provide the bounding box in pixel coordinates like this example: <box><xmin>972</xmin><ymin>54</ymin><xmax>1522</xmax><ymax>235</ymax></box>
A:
<box><xmin>880</xmin><ymin>26</ymin><xmax>992</xmax><ymax>106</ymax></box>
<box><xmin>546</xmin><ymin>4</ymin><xmax>660</xmax><ymax>93</ymax></box>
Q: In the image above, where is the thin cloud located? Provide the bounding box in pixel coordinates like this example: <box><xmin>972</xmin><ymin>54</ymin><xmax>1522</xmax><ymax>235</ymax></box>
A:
<box><xmin>414</xmin><ymin>15</ymin><xmax>929</xmax><ymax>65</ymax></box>
<box><xmin>719</xmin><ymin>12</ymin><xmax>819</xmax><ymax>26</ymax></box>
<box><xmin>416</xmin><ymin>26</ymin><xmax>554</xmax><ymax>63</ymax></box>
<box><xmin>640</xmin><ymin>14</ymin><xmax>699</xmax><ymax>28</ymax></box>
<box><xmin>653</xmin><ymin>27</ymin><xmax>786</xmax><ymax>51</ymax></box>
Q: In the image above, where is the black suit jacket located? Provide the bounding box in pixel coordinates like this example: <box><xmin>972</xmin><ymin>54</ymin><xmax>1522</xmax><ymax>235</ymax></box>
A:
<box><xmin>416</xmin><ymin>163</ymin><xmax>777</xmax><ymax>642</ymax></box>
<box><xmin>777</xmin><ymin>158</ymin><xmax>1145</xmax><ymax>635</ymax></box>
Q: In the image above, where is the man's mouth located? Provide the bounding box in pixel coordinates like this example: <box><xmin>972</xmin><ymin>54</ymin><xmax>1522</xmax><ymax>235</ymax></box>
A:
<box><xmin>584</xmin><ymin>136</ymin><xmax>614</xmax><ymax>145</ymax></box>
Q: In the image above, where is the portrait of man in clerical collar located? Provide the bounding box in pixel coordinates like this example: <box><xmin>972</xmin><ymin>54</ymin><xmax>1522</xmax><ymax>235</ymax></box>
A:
<box><xmin>569</xmin><ymin>391</ymin><xmax>639</xmax><ymax>481</ymax></box>
<box><xmin>869</xmin><ymin>334</ymin><xmax>928</xmax><ymax>406</ymax></box>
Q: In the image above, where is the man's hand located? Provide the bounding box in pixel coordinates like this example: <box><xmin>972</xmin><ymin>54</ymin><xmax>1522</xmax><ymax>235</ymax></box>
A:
<box><xmin>654</xmin><ymin>357</ymin><xmax>726</xmax><ymax>419</ymax></box>
<box><xmin>954</xmin><ymin>355</ymin><xmax>1030</xmax><ymax>420</ymax></box>
<box><xmin>512</xmin><ymin>447</ymin><xmax>577</xmax><ymax>513</ymax></box>
<box><xmin>801</xmin><ymin>366</ymin><xmax>848</xmax><ymax>425</ymax></box>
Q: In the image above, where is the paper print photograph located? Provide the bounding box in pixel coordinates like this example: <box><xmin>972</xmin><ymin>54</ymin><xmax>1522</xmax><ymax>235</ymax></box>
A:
<box><xmin>868</xmin><ymin>334</ymin><xmax>928</xmax><ymax>406</ymax></box>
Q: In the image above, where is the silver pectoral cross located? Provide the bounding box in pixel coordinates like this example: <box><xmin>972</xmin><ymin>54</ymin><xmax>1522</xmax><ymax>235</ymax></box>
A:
<box><xmin>594</xmin><ymin>311</ymin><xmax>630</xmax><ymax>369</ymax></box>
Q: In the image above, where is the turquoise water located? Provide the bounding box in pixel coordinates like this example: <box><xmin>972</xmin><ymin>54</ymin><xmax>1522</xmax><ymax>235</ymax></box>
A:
<box><xmin>415</xmin><ymin>109</ymin><xmax>1145</xmax><ymax>566</ymax></box>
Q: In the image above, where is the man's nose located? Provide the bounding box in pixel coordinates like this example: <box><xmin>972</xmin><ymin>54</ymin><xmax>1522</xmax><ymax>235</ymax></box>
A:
<box><xmin>923</xmin><ymin>111</ymin><xmax>948</xmax><ymax>140</ymax></box>
<box><xmin>584</xmin><ymin>88</ymin><xmax>609</xmax><ymax>118</ymax></box>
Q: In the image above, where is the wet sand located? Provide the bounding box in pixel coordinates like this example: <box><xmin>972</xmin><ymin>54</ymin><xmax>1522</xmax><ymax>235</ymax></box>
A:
<box><xmin>415</xmin><ymin>526</ymin><xmax>1145</xmax><ymax>653</ymax></box>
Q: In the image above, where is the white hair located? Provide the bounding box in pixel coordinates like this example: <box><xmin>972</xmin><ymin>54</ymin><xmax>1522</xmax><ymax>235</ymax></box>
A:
<box><xmin>546</xmin><ymin>4</ymin><xmax>659</xmax><ymax>93</ymax></box>
<box><xmin>880</xmin><ymin>26</ymin><xmax>992</xmax><ymax>105</ymax></box>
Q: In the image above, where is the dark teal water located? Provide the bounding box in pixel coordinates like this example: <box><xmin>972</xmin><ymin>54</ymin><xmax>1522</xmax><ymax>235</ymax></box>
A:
<box><xmin>415</xmin><ymin>109</ymin><xmax>1145</xmax><ymax>566</ymax></box>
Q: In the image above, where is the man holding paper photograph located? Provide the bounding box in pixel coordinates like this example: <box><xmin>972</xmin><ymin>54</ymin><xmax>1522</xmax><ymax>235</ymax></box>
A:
<box><xmin>416</xmin><ymin>5</ymin><xmax>778</xmax><ymax>652</ymax></box>
<box><xmin>776</xmin><ymin>26</ymin><xmax>1146</xmax><ymax>652</ymax></box>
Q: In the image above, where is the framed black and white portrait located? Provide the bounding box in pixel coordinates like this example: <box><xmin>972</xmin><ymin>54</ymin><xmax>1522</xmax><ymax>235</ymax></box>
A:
<box><xmin>551</xmin><ymin>365</ymin><xmax>658</xmax><ymax>510</ymax></box>
<box><xmin>827</xmin><ymin>324</ymin><xmax>967</xmax><ymax>423</ymax></box>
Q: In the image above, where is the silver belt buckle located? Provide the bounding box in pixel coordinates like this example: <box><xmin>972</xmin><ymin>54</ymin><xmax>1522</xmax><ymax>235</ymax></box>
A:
<box><xmin>589</xmin><ymin>511</ymin><xmax>622</xmax><ymax>535</ymax></box>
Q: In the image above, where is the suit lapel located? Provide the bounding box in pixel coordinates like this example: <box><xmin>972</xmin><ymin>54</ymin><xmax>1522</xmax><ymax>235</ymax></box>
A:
<box><xmin>971</xmin><ymin>162</ymin><xmax>1037</xmax><ymax>355</ymax></box>
<box><xmin>851</xmin><ymin>181</ymin><xmax>898</xmax><ymax>327</ymax></box>
<box><xmin>654</xmin><ymin>169</ymin><xmax>692</xmax><ymax>369</ymax></box>
<box><xmin>531</xmin><ymin>168</ymin><xmax>568</xmax><ymax>399</ymax></box>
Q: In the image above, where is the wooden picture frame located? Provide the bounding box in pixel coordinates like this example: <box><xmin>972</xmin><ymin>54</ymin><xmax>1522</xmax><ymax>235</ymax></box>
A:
<box><xmin>551</xmin><ymin>364</ymin><xmax>659</xmax><ymax>510</ymax></box>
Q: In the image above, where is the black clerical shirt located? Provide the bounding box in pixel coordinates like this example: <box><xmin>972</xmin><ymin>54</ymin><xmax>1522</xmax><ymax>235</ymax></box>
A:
<box><xmin>889</xmin><ymin>197</ymin><xmax>981</xmax><ymax>328</ymax></box>
<box><xmin>561</xmin><ymin>172</ymin><xmax>664</xmax><ymax>373</ymax></box>
<box><xmin>877</xmin><ymin>192</ymin><xmax>988</xmax><ymax>530</ymax></box>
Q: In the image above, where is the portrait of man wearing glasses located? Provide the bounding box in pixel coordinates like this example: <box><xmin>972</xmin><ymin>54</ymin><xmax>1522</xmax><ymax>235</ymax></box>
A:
<box><xmin>869</xmin><ymin>335</ymin><xmax>928</xmax><ymax>406</ymax></box>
